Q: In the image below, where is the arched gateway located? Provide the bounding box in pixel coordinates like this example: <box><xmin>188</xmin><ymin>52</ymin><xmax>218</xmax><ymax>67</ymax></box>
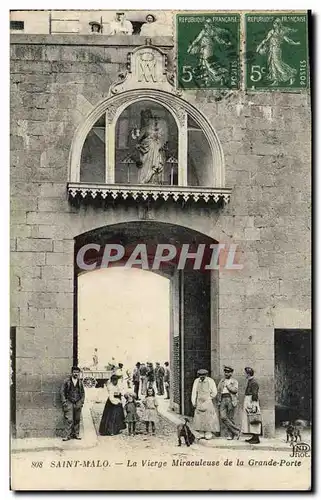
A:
<box><xmin>67</xmin><ymin>43</ymin><xmax>230</xmax><ymax>419</ymax></box>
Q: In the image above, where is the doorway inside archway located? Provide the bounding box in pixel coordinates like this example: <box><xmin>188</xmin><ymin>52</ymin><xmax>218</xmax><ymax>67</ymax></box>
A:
<box><xmin>78</xmin><ymin>267</ymin><xmax>170</xmax><ymax>390</ymax></box>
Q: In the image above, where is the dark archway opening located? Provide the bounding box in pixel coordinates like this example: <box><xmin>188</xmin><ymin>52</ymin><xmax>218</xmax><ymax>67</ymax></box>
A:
<box><xmin>275</xmin><ymin>329</ymin><xmax>312</xmax><ymax>425</ymax></box>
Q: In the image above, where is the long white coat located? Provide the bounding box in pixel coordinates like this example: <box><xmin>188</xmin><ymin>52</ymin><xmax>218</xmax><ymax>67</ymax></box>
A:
<box><xmin>191</xmin><ymin>376</ymin><xmax>220</xmax><ymax>433</ymax></box>
<box><xmin>191</xmin><ymin>376</ymin><xmax>217</xmax><ymax>407</ymax></box>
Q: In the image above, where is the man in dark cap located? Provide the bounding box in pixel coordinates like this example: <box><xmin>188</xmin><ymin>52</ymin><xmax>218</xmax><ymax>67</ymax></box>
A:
<box><xmin>217</xmin><ymin>366</ymin><xmax>240</xmax><ymax>440</ymax></box>
<box><xmin>60</xmin><ymin>366</ymin><xmax>85</xmax><ymax>441</ymax></box>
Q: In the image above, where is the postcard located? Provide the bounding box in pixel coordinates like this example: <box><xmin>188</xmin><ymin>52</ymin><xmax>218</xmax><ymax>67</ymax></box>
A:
<box><xmin>10</xmin><ymin>9</ymin><xmax>311</xmax><ymax>491</ymax></box>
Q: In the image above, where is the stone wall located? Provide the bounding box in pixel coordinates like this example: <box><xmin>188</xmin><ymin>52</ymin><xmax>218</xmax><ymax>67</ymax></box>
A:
<box><xmin>10</xmin><ymin>35</ymin><xmax>311</xmax><ymax>437</ymax></box>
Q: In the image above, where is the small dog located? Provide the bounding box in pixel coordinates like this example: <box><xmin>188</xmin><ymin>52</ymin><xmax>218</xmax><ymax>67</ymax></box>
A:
<box><xmin>177</xmin><ymin>418</ymin><xmax>196</xmax><ymax>447</ymax></box>
<box><xmin>286</xmin><ymin>422</ymin><xmax>302</xmax><ymax>445</ymax></box>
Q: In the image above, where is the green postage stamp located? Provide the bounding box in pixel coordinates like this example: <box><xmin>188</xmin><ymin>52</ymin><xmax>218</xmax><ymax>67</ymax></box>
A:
<box><xmin>245</xmin><ymin>13</ymin><xmax>309</xmax><ymax>90</ymax></box>
<box><xmin>176</xmin><ymin>13</ymin><xmax>240</xmax><ymax>90</ymax></box>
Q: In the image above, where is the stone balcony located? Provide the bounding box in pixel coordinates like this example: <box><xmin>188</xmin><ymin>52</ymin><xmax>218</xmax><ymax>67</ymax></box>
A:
<box><xmin>67</xmin><ymin>182</ymin><xmax>232</xmax><ymax>205</ymax></box>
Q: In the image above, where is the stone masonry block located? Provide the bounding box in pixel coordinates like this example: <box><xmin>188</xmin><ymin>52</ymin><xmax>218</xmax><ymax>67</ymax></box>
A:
<box><xmin>37</xmin><ymin>198</ymin><xmax>69</xmax><ymax>212</ymax></box>
<box><xmin>20</xmin><ymin>277</ymin><xmax>73</xmax><ymax>293</ymax></box>
<box><xmin>39</xmin><ymin>183</ymin><xmax>66</xmax><ymax>198</ymax></box>
<box><xmin>51</xmin><ymin>357</ymin><xmax>73</xmax><ymax>375</ymax></box>
<box><xmin>53</xmin><ymin>240</ymin><xmax>74</xmax><ymax>253</ymax></box>
<box><xmin>33</xmin><ymin>167</ymin><xmax>69</xmax><ymax>182</ymax></box>
<box><xmin>10</xmin><ymin>135</ymin><xmax>24</xmax><ymax>150</ymax></box>
<box><xmin>41</xmin><ymin>265</ymin><xmax>73</xmax><ymax>280</ymax></box>
<box><xmin>16</xmin><ymin>374</ymin><xmax>42</xmax><ymax>392</ymax></box>
<box><xmin>16</xmin><ymin>326</ymin><xmax>35</xmax><ymax>357</ymax></box>
<box><xmin>27</xmin><ymin>291</ymin><xmax>73</xmax><ymax>309</ymax></box>
<box><xmin>10</xmin><ymin>196</ymin><xmax>37</xmax><ymax>212</ymax></box>
<box><xmin>16</xmin><ymin>391</ymin><xmax>57</xmax><ymax>409</ymax></box>
<box><xmin>11</xmin><ymin>265</ymin><xmax>41</xmax><ymax>279</ymax></box>
<box><xmin>10</xmin><ymin>224</ymin><xmax>32</xmax><ymax>238</ymax></box>
<box><xmin>35</xmin><ymin>325</ymin><xmax>73</xmax><ymax>342</ymax></box>
<box><xmin>11</xmin><ymin>238</ymin><xmax>17</xmax><ymax>251</ymax></box>
<box><xmin>11</xmin><ymin>291</ymin><xmax>33</xmax><ymax>309</ymax></box>
<box><xmin>16</xmin><ymin>408</ymin><xmax>64</xmax><ymax>435</ymax></box>
<box><xmin>244</xmin><ymin>227</ymin><xmax>261</xmax><ymax>241</ymax></box>
<box><xmin>16</xmin><ymin>357</ymin><xmax>37</xmax><ymax>376</ymax></box>
<box><xmin>43</xmin><ymin>308</ymin><xmax>73</xmax><ymax>327</ymax></box>
<box><xmin>26</xmin><ymin>212</ymin><xmax>78</xmax><ymax>229</ymax></box>
<box><xmin>41</xmin><ymin>373</ymin><xmax>64</xmax><ymax>393</ymax></box>
<box><xmin>38</xmin><ymin>338</ymin><xmax>73</xmax><ymax>359</ymax></box>
<box><xmin>220</xmin><ymin>342</ymin><xmax>273</xmax><ymax>362</ymax></box>
<box><xmin>16</xmin><ymin>238</ymin><xmax>53</xmax><ymax>252</ymax></box>
<box><xmin>36</xmin><ymin>225</ymin><xmax>72</xmax><ymax>240</ymax></box>
<box><xmin>45</xmin><ymin>253</ymin><xmax>73</xmax><ymax>266</ymax></box>
<box><xmin>219</xmin><ymin>307</ymin><xmax>274</xmax><ymax>329</ymax></box>
<box><xmin>19</xmin><ymin>307</ymin><xmax>45</xmax><ymax>327</ymax></box>
<box><xmin>11</xmin><ymin>211</ymin><xmax>27</xmax><ymax>225</ymax></box>
<box><xmin>243</xmin><ymin>294</ymin><xmax>275</xmax><ymax>310</ymax></box>
<box><xmin>12</xmin><ymin>44</ymin><xmax>44</xmax><ymax>61</ymax></box>
<box><xmin>11</xmin><ymin>252</ymin><xmax>46</xmax><ymax>267</ymax></box>
<box><xmin>219</xmin><ymin>327</ymin><xmax>273</xmax><ymax>345</ymax></box>
<box><xmin>219</xmin><ymin>293</ymin><xmax>244</xmax><ymax>309</ymax></box>
<box><xmin>11</xmin><ymin>61</ymin><xmax>52</xmax><ymax>74</ymax></box>
<box><xmin>10</xmin><ymin>307</ymin><xmax>19</xmax><ymax>325</ymax></box>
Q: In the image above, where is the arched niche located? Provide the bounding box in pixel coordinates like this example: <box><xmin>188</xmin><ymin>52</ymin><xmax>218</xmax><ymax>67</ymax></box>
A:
<box><xmin>114</xmin><ymin>100</ymin><xmax>179</xmax><ymax>186</ymax></box>
<box><xmin>70</xmin><ymin>89</ymin><xmax>225</xmax><ymax>188</ymax></box>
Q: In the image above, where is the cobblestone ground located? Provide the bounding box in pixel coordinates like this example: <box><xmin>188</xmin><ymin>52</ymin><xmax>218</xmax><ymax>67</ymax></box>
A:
<box><xmin>91</xmin><ymin>402</ymin><xmax>180</xmax><ymax>451</ymax></box>
<box><xmin>10</xmin><ymin>394</ymin><xmax>312</xmax><ymax>490</ymax></box>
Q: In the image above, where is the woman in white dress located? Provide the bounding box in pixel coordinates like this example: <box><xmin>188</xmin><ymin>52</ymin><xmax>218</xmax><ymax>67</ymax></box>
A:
<box><xmin>140</xmin><ymin>14</ymin><xmax>157</xmax><ymax>37</ymax></box>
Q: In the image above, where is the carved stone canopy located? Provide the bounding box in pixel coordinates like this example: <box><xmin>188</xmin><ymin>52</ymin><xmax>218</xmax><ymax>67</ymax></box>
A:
<box><xmin>110</xmin><ymin>44</ymin><xmax>179</xmax><ymax>96</ymax></box>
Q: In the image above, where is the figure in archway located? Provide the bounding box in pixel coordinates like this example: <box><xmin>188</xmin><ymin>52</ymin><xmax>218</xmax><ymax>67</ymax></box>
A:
<box><xmin>256</xmin><ymin>18</ymin><xmax>300</xmax><ymax>86</ymax></box>
<box><xmin>134</xmin><ymin>109</ymin><xmax>168</xmax><ymax>184</ymax></box>
<box><xmin>92</xmin><ymin>348</ymin><xmax>99</xmax><ymax>368</ymax></box>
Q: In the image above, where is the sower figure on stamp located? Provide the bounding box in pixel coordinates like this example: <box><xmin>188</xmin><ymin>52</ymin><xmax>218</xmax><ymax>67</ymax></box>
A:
<box><xmin>60</xmin><ymin>366</ymin><xmax>85</xmax><ymax>441</ymax></box>
<box><xmin>217</xmin><ymin>366</ymin><xmax>240</xmax><ymax>440</ymax></box>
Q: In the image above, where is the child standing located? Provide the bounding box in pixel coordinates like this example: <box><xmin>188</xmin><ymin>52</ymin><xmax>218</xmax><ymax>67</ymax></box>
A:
<box><xmin>143</xmin><ymin>387</ymin><xmax>159</xmax><ymax>435</ymax></box>
<box><xmin>124</xmin><ymin>393</ymin><xmax>138</xmax><ymax>436</ymax></box>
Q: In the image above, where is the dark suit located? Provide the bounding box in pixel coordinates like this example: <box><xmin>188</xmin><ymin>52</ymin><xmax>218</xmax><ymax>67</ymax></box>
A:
<box><xmin>132</xmin><ymin>367</ymin><xmax>140</xmax><ymax>399</ymax></box>
<box><xmin>60</xmin><ymin>376</ymin><xmax>85</xmax><ymax>438</ymax></box>
<box><xmin>155</xmin><ymin>366</ymin><xmax>165</xmax><ymax>395</ymax></box>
